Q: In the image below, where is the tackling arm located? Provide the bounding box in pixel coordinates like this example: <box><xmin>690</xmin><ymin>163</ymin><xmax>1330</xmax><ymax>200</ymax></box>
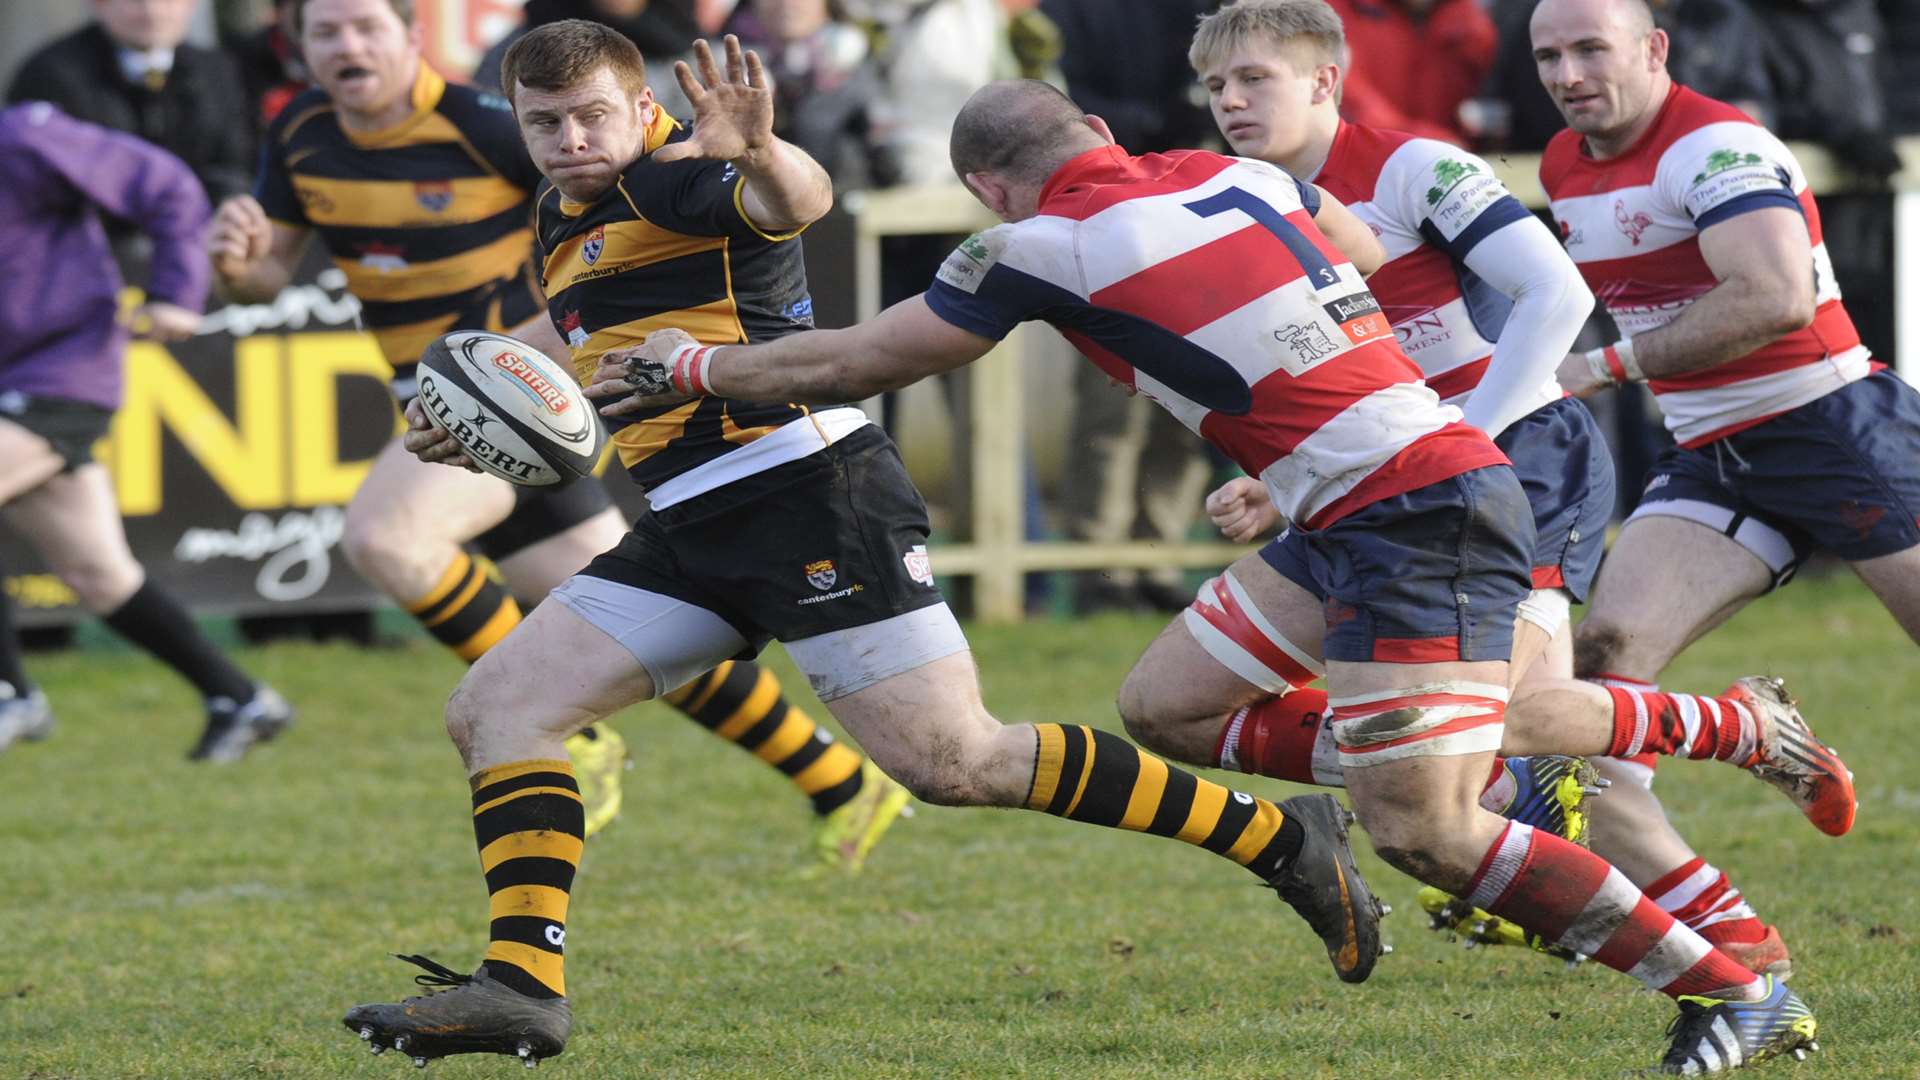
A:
<box><xmin>587</xmin><ymin>294</ymin><xmax>999</xmax><ymax>412</ymax></box>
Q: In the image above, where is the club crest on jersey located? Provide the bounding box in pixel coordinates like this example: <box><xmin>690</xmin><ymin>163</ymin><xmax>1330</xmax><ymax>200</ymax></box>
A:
<box><xmin>413</xmin><ymin>180</ymin><xmax>453</xmax><ymax>212</ymax></box>
<box><xmin>805</xmin><ymin>559</ymin><xmax>838</xmax><ymax>590</ymax></box>
<box><xmin>560</xmin><ymin>310</ymin><xmax>589</xmax><ymax>349</ymax></box>
<box><xmin>1614</xmin><ymin>200</ymin><xmax>1654</xmax><ymax>246</ymax></box>
<box><xmin>582</xmin><ymin>226</ymin><xmax>605</xmax><ymax>266</ymax></box>
<box><xmin>902</xmin><ymin>545</ymin><xmax>934</xmax><ymax>586</ymax></box>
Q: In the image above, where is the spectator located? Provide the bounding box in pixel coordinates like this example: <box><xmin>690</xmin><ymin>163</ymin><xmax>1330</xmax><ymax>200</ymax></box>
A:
<box><xmin>1752</xmin><ymin>0</ymin><xmax>1898</xmax><ymax>178</ymax></box>
<box><xmin>1044</xmin><ymin>0</ymin><xmax>1221</xmax><ymax>614</ymax></box>
<box><xmin>227</xmin><ymin>0</ymin><xmax>312</xmax><ymax>128</ymax></box>
<box><xmin>1328</xmin><ymin>0</ymin><xmax>1496</xmax><ymax>145</ymax></box>
<box><xmin>6</xmin><ymin>0</ymin><xmax>255</xmax><ymax>203</ymax></box>
<box><xmin>723</xmin><ymin>0</ymin><xmax>902</xmax><ymax>190</ymax></box>
<box><xmin>0</xmin><ymin>102</ymin><xmax>292</xmax><ymax>760</ymax></box>
<box><xmin>474</xmin><ymin>0</ymin><xmax>702</xmax><ymax>114</ymax></box>
<box><xmin>1884</xmin><ymin>0</ymin><xmax>1920</xmax><ymax>133</ymax></box>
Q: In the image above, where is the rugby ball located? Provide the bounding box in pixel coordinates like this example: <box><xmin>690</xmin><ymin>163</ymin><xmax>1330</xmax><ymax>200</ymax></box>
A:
<box><xmin>416</xmin><ymin>330</ymin><xmax>607</xmax><ymax>486</ymax></box>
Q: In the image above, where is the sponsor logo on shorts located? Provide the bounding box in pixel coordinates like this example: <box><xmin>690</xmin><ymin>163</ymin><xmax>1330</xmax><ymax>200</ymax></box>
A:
<box><xmin>491</xmin><ymin>351</ymin><xmax>573</xmax><ymax>415</ymax></box>
<box><xmin>1839</xmin><ymin>500</ymin><xmax>1886</xmax><ymax>539</ymax></box>
<box><xmin>903</xmin><ymin>544</ymin><xmax>934</xmax><ymax>586</ymax></box>
<box><xmin>805</xmin><ymin>558</ymin><xmax>838</xmax><ymax>590</ymax></box>
<box><xmin>1643</xmin><ymin>473</ymin><xmax>1671</xmax><ymax>493</ymax></box>
<box><xmin>582</xmin><ymin>225</ymin><xmax>605</xmax><ymax>266</ymax></box>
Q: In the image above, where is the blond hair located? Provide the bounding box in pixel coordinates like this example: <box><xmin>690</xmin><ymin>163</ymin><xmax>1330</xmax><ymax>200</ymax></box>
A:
<box><xmin>1188</xmin><ymin>0</ymin><xmax>1347</xmax><ymax>75</ymax></box>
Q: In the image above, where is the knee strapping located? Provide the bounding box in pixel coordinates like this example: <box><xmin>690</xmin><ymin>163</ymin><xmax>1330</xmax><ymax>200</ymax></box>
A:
<box><xmin>1330</xmin><ymin>682</ymin><xmax>1509</xmax><ymax>768</ymax></box>
<box><xmin>1183</xmin><ymin>571</ymin><xmax>1323</xmax><ymax>693</ymax></box>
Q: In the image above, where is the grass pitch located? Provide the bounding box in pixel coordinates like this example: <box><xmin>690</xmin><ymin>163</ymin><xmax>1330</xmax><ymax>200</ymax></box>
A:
<box><xmin>2</xmin><ymin>574</ymin><xmax>1916</xmax><ymax>1078</ymax></box>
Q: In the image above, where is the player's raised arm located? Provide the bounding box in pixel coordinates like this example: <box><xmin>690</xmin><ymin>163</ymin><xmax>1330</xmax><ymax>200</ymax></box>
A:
<box><xmin>589</xmin><ymin>295</ymin><xmax>997</xmax><ymax>412</ymax></box>
<box><xmin>653</xmin><ymin>35</ymin><xmax>832</xmax><ymax>232</ymax></box>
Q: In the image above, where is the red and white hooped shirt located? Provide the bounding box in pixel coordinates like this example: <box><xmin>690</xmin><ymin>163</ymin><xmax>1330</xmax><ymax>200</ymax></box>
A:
<box><xmin>1543</xmin><ymin>84</ymin><xmax>1871</xmax><ymax>448</ymax></box>
<box><xmin>923</xmin><ymin>145</ymin><xmax>1506</xmax><ymax>528</ymax></box>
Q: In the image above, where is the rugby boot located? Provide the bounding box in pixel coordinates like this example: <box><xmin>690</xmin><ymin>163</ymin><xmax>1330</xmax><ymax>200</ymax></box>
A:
<box><xmin>189</xmin><ymin>684</ymin><xmax>294</xmax><ymax>763</ymax></box>
<box><xmin>567</xmin><ymin>723</ymin><xmax>627</xmax><ymax>838</ymax></box>
<box><xmin>1419</xmin><ymin>756</ymin><xmax>1605</xmax><ymax>964</ymax></box>
<box><xmin>343</xmin><ymin>954</ymin><xmax>570</xmax><ymax>1067</ymax></box>
<box><xmin>1728</xmin><ymin>677</ymin><xmax>1855</xmax><ymax>837</ymax></box>
<box><xmin>809</xmin><ymin>760</ymin><xmax>913</xmax><ymax>874</ymax></box>
<box><xmin>1656</xmin><ymin>975</ymin><xmax>1818</xmax><ymax>1074</ymax></box>
<box><xmin>0</xmin><ymin>688</ymin><xmax>54</xmax><ymax>753</ymax></box>
<box><xmin>1266</xmin><ymin>793</ymin><xmax>1387</xmax><ymax>984</ymax></box>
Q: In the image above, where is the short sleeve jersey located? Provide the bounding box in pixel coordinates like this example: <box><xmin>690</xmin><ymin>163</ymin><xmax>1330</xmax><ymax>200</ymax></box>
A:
<box><xmin>924</xmin><ymin>146</ymin><xmax>1506</xmax><ymax>527</ymax></box>
<box><xmin>1542</xmin><ymin>84</ymin><xmax>1870</xmax><ymax>447</ymax></box>
<box><xmin>255</xmin><ymin>66</ymin><xmax>545</xmax><ymax>379</ymax></box>
<box><xmin>1314</xmin><ymin>120</ymin><xmax>1558</xmax><ymax>417</ymax></box>
<box><xmin>533</xmin><ymin>110</ymin><xmax>822</xmax><ymax>494</ymax></box>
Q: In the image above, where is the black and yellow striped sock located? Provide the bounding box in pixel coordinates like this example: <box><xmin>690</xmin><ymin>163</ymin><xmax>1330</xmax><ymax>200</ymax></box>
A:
<box><xmin>472</xmin><ymin>759</ymin><xmax>583</xmax><ymax>1000</ymax></box>
<box><xmin>662</xmin><ymin>660</ymin><xmax>867</xmax><ymax>816</ymax></box>
<box><xmin>1027</xmin><ymin>724</ymin><xmax>1304</xmax><ymax>879</ymax></box>
<box><xmin>407</xmin><ymin>553</ymin><xmax>521</xmax><ymax>663</ymax></box>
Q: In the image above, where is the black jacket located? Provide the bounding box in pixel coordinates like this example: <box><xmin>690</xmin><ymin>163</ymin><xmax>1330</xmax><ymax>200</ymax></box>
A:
<box><xmin>6</xmin><ymin>23</ymin><xmax>254</xmax><ymax>203</ymax></box>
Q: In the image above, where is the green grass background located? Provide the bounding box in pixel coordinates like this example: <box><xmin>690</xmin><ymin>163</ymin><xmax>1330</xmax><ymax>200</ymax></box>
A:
<box><xmin>2</xmin><ymin>575</ymin><xmax>1916</xmax><ymax>1078</ymax></box>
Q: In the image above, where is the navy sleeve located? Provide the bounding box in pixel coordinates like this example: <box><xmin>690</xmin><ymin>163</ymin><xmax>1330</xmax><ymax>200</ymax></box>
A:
<box><xmin>923</xmin><ymin>229</ymin><xmax>1055</xmax><ymax>341</ymax></box>
<box><xmin>1295</xmin><ymin>177</ymin><xmax>1322</xmax><ymax>217</ymax></box>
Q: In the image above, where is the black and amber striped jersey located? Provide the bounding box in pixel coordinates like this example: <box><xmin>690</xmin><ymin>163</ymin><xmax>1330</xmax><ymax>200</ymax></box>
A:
<box><xmin>534</xmin><ymin>110</ymin><xmax>837</xmax><ymax>497</ymax></box>
<box><xmin>256</xmin><ymin>66</ymin><xmax>543</xmax><ymax>384</ymax></box>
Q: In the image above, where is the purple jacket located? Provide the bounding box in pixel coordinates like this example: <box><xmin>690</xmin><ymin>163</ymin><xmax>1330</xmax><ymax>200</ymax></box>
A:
<box><xmin>0</xmin><ymin>101</ymin><xmax>211</xmax><ymax>408</ymax></box>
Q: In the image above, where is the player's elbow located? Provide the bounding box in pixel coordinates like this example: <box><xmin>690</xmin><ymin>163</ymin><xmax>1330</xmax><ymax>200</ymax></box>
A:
<box><xmin>1752</xmin><ymin>274</ymin><xmax>1816</xmax><ymax>337</ymax></box>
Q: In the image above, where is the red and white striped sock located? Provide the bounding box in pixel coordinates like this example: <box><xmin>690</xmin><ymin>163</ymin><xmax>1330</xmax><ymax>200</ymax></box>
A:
<box><xmin>1646</xmin><ymin>857</ymin><xmax>1769</xmax><ymax>946</ymax></box>
<box><xmin>1585</xmin><ymin>674</ymin><xmax>1664</xmax><ymax>779</ymax></box>
<box><xmin>1466</xmin><ymin>822</ymin><xmax>1762</xmax><ymax>998</ymax></box>
<box><xmin>1601</xmin><ymin>684</ymin><xmax>1759</xmax><ymax>764</ymax></box>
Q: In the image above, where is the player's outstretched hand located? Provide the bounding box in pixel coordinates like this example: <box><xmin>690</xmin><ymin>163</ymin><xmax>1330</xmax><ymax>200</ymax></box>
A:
<box><xmin>208</xmin><ymin>195</ymin><xmax>273</xmax><ymax>281</ymax></box>
<box><xmin>585</xmin><ymin>329</ymin><xmax>701</xmax><ymax>416</ymax></box>
<box><xmin>1206</xmin><ymin>476</ymin><xmax>1282</xmax><ymax>544</ymax></box>
<box><xmin>400</xmin><ymin>397</ymin><xmax>480</xmax><ymax>472</ymax></box>
<box><xmin>128</xmin><ymin>300</ymin><xmax>201</xmax><ymax>342</ymax></box>
<box><xmin>651</xmin><ymin>36</ymin><xmax>773</xmax><ymax>165</ymax></box>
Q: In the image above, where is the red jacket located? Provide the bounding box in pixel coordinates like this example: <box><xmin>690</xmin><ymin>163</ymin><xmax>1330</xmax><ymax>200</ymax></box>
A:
<box><xmin>1329</xmin><ymin>0</ymin><xmax>1497</xmax><ymax>145</ymax></box>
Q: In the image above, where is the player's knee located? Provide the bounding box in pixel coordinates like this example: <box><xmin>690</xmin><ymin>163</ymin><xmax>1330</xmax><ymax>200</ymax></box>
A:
<box><xmin>340</xmin><ymin>511</ymin><xmax>411</xmax><ymax>578</ymax></box>
<box><xmin>1571</xmin><ymin>620</ymin><xmax>1628</xmax><ymax>680</ymax></box>
<box><xmin>1115</xmin><ymin>671</ymin><xmax>1162</xmax><ymax>747</ymax></box>
<box><xmin>55</xmin><ymin>553</ymin><xmax>142</xmax><ymax>612</ymax></box>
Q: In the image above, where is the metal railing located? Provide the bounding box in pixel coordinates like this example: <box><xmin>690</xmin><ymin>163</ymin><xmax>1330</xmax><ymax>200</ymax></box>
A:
<box><xmin>840</xmin><ymin>139</ymin><xmax>1920</xmax><ymax>622</ymax></box>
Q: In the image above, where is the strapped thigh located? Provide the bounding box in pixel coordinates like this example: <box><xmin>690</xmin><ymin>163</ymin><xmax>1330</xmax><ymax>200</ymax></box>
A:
<box><xmin>1182</xmin><ymin>571</ymin><xmax>1324</xmax><ymax>693</ymax></box>
<box><xmin>1330</xmin><ymin>682</ymin><xmax>1508</xmax><ymax>768</ymax></box>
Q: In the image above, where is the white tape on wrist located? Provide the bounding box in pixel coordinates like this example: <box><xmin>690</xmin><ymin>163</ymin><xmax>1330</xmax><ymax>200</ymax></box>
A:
<box><xmin>1584</xmin><ymin>336</ymin><xmax>1643</xmax><ymax>387</ymax></box>
<box><xmin>669</xmin><ymin>343</ymin><xmax>717</xmax><ymax>396</ymax></box>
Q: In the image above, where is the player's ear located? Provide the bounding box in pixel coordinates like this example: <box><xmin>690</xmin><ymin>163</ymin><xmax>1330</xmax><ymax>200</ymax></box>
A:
<box><xmin>1084</xmin><ymin>114</ymin><xmax>1117</xmax><ymax>146</ymax></box>
<box><xmin>1645</xmin><ymin>27</ymin><xmax>1670</xmax><ymax>70</ymax></box>
<box><xmin>1314</xmin><ymin>62</ymin><xmax>1341</xmax><ymax>104</ymax></box>
<box><xmin>962</xmin><ymin>172</ymin><xmax>1011</xmax><ymax>219</ymax></box>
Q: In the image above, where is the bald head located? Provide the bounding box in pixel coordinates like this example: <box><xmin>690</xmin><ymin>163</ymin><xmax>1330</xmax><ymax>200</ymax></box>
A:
<box><xmin>949</xmin><ymin>80</ymin><xmax>1108</xmax><ymax>190</ymax></box>
<box><xmin>1530</xmin><ymin>0</ymin><xmax>1669</xmax><ymax>156</ymax></box>
<box><xmin>1531</xmin><ymin>0</ymin><xmax>1653</xmax><ymax>39</ymax></box>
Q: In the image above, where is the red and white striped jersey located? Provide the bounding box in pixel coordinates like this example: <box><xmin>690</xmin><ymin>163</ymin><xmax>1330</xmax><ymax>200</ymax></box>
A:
<box><xmin>1542</xmin><ymin>84</ymin><xmax>1871</xmax><ymax>447</ymax></box>
<box><xmin>924</xmin><ymin>146</ymin><xmax>1506</xmax><ymax>526</ymax></box>
<box><xmin>1313</xmin><ymin>120</ymin><xmax>1560</xmax><ymax>414</ymax></box>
